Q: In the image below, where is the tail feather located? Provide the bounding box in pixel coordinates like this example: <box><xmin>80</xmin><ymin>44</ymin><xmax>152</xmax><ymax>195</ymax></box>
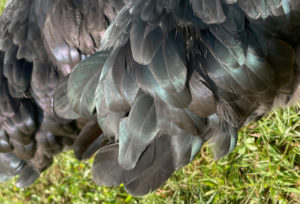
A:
<box><xmin>0</xmin><ymin>152</ymin><xmax>24</xmax><ymax>182</ymax></box>
<box><xmin>93</xmin><ymin>133</ymin><xmax>202</xmax><ymax>196</ymax></box>
<box><xmin>73</xmin><ymin>118</ymin><xmax>105</xmax><ymax>160</ymax></box>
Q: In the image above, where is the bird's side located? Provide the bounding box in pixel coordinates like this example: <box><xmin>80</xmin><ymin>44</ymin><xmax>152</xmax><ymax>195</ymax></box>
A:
<box><xmin>0</xmin><ymin>0</ymin><xmax>299</xmax><ymax>197</ymax></box>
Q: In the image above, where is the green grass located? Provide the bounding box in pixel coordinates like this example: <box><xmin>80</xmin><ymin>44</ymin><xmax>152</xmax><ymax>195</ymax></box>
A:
<box><xmin>0</xmin><ymin>0</ymin><xmax>5</xmax><ymax>14</ymax></box>
<box><xmin>0</xmin><ymin>108</ymin><xmax>299</xmax><ymax>203</ymax></box>
<box><xmin>0</xmin><ymin>1</ymin><xmax>299</xmax><ymax>203</ymax></box>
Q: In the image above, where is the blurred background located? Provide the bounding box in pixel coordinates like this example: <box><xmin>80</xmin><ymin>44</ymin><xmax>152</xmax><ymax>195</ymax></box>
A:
<box><xmin>0</xmin><ymin>1</ymin><xmax>299</xmax><ymax>203</ymax></box>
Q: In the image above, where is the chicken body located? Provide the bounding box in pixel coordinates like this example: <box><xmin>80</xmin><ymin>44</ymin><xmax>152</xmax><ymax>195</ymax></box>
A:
<box><xmin>0</xmin><ymin>0</ymin><xmax>299</xmax><ymax>196</ymax></box>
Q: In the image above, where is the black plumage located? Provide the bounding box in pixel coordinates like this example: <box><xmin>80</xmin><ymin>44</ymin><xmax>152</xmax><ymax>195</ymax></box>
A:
<box><xmin>0</xmin><ymin>0</ymin><xmax>299</xmax><ymax>197</ymax></box>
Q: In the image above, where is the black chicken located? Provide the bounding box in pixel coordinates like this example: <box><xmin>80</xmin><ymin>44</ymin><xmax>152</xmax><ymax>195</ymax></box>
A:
<box><xmin>0</xmin><ymin>0</ymin><xmax>299</xmax><ymax>196</ymax></box>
